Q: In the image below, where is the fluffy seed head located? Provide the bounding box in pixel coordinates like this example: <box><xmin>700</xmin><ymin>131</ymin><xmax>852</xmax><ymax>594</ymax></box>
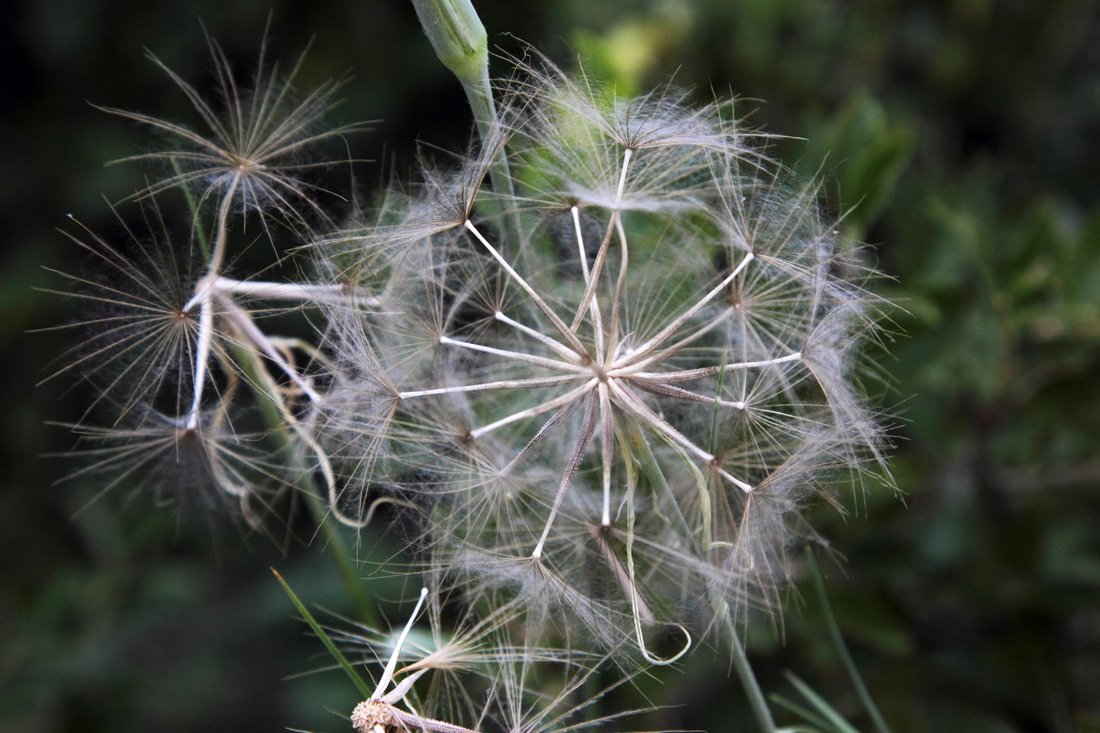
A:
<box><xmin>44</xmin><ymin>203</ymin><xmax>219</xmax><ymax>425</ymax></box>
<box><xmin>320</xmin><ymin>57</ymin><xmax>890</xmax><ymax>653</ymax></box>
<box><xmin>99</xmin><ymin>24</ymin><xmax>366</xmax><ymax>234</ymax></box>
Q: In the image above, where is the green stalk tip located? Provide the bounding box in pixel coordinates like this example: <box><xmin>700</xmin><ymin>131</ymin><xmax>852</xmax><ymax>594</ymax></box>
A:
<box><xmin>410</xmin><ymin>0</ymin><xmax>488</xmax><ymax>85</ymax></box>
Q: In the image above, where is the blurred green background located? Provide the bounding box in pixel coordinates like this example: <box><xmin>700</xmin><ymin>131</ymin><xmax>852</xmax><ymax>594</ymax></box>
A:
<box><xmin>3</xmin><ymin>0</ymin><xmax>1099</xmax><ymax>731</ymax></box>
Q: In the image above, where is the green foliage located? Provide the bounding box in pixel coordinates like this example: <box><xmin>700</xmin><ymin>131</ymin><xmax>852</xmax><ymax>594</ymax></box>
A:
<box><xmin>799</xmin><ymin>91</ymin><xmax>917</xmax><ymax>238</ymax></box>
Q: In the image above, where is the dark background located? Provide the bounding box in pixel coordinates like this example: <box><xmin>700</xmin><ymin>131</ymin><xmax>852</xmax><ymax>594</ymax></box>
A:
<box><xmin>3</xmin><ymin>0</ymin><xmax>1100</xmax><ymax>731</ymax></box>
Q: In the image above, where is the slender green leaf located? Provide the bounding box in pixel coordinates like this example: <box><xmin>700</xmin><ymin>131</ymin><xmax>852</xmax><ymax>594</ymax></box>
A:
<box><xmin>272</xmin><ymin>568</ymin><xmax>373</xmax><ymax>700</ymax></box>
<box><xmin>783</xmin><ymin>672</ymin><xmax>860</xmax><ymax>733</ymax></box>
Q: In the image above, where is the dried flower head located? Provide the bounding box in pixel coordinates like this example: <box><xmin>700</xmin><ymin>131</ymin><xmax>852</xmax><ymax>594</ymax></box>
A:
<box><xmin>51</xmin><ymin>29</ymin><xmax>366</xmax><ymax>530</ymax></box>
<box><xmin>320</xmin><ymin>57</ymin><xmax>889</xmax><ymax>655</ymax></box>
<box><xmin>335</xmin><ymin>586</ymin><xmax>654</xmax><ymax>733</ymax></box>
<box><xmin>44</xmin><ymin>202</ymin><xmax>214</xmax><ymax>425</ymax></box>
<box><xmin>99</xmin><ymin>22</ymin><xmax>366</xmax><ymax>234</ymax></box>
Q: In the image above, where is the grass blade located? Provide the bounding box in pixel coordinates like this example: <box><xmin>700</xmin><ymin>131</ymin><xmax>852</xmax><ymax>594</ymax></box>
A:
<box><xmin>272</xmin><ymin>567</ymin><xmax>373</xmax><ymax>699</ymax></box>
<box><xmin>805</xmin><ymin>546</ymin><xmax>893</xmax><ymax>733</ymax></box>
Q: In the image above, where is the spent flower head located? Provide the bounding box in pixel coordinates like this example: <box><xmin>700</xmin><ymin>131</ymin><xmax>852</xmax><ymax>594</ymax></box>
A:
<box><xmin>44</xmin><ymin>202</ymin><xmax>214</xmax><ymax>425</ymax></box>
<box><xmin>52</xmin><ymin>29</ymin><xmax>366</xmax><ymax>531</ymax></box>
<box><xmin>53</xmin><ymin>13</ymin><xmax>900</xmax><ymax>733</ymax></box>
<box><xmin>319</xmin><ymin>57</ymin><xmax>891</xmax><ymax>657</ymax></box>
<box><xmin>334</xmin><ymin>586</ymin><xmax>654</xmax><ymax>733</ymax></box>
<box><xmin>99</xmin><ymin>22</ymin><xmax>366</xmax><ymax>235</ymax></box>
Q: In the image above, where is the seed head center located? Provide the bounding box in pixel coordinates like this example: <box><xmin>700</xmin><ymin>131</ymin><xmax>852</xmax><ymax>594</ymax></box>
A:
<box><xmin>350</xmin><ymin>699</ymin><xmax>397</xmax><ymax>733</ymax></box>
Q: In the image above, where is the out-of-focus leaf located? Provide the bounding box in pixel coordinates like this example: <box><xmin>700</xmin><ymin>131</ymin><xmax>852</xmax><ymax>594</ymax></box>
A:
<box><xmin>800</xmin><ymin>91</ymin><xmax>916</xmax><ymax>238</ymax></box>
<box><xmin>777</xmin><ymin>672</ymin><xmax>862</xmax><ymax>733</ymax></box>
<box><xmin>569</xmin><ymin>7</ymin><xmax>692</xmax><ymax>94</ymax></box>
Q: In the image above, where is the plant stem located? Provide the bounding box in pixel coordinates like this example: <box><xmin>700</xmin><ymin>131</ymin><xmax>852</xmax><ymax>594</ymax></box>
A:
<box><xmin>805</xmin><ymin>545</ymin><xmax>893</xmax><ymax>733</ymax></box>
<box><xmin>729</xmin><ymin>627</ymin><xmax>778</xmax><ymax>732</ymax></box>
<box><xmin>408</xmin><ymin>0</ymin><xmax>514</xmax><ymax>201</ymax></box>
<box><xmin>624</xmin><ymin>420</ymin><xmax>695</xmax><ymax>549</ymax></box>
<box><xmin>171</xmin><ymin>156</ymin><xmax>209</xmax><ymax>259</ymax></box>
<box><xmin>230</xmin><ymin>338</ymin><xmax>377</xmax><ymax>626</ymax></box>
<box><xmin>173</xmin><ymin>163</ymin><xmax>375</xmax><ymax>625</ymax></box>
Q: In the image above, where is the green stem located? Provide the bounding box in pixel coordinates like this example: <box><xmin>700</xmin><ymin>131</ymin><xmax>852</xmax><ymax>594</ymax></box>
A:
<box><xmin>175</xmin><ymin>173</ymin><xmax>376</xmax><ymax>626</ymax></box>
<box><xmin>171</xmin><ymin>157</ymin><xmax>209</xmax><ymax>259</ymax></box>
<box><xmin>231</xmin><ymin>340</ymin><xmax>377</xmax><ymax>626</ymax></box>
<box><xmin>624</xmin><ymin>419</ymin><xmax>695</xmax><ymax>550</ymax></box>
<box><xmin>805</xmin><ymin>545</ymin><xmax>892</xmax><ymax>733</ymax></box>
<box><xmin>729</xmin><ymin>626</ymin><xmax>778</xmax><ymax>732</ymax></box>
<box><xmin>409</xmin><ymin>0</ymin><xmax>515</xmax><ymax>203</ymax></box>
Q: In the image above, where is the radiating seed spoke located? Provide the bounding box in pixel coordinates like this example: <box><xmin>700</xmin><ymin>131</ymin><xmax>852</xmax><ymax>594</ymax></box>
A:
<box><xmin>617</xmin><ymin>250</ymin><xmax>755</xmax><ymax>367</ymax></box>
<box><xmin>598</xmin><ymin>381</ymin><xmax>614</xmax><ymax>527</ymax></box>
<box><xmin>470</xmin><ymin>379</ymin><xmax>598</xmax><ymax>439</ymax></box>
<box><xmin>569</xmin><ymin>219</ymin><xmax>616</xmax><ymax>333</ymax></box>
<box><xmin>608</xmin><ymin>378</ymin><xmax>754</xmax><ymax>493</ymax></box>
<box><xmin>613</xmin><ymin>307</ymin><xmax>734</xmax><ymax>369</ymax></box>
<box><xmin>632</xmin><ymin>379</ymin><xmax>745</xmax><ymax>409</ymax></box>
<box><xmin>494</xmin><ymin>311</ymin><xmax>583</xmax><ymax>364</ymax></box>
<box><xmin>439</xmin><ymin>336</ymin><xmax>589</xmax><ymax>374</ymax></box>
<box><xmin>464</xmin><ymin>220</ymin><xmax>589</xmax><ymax>357</ymax></box>
<box><xmin>398</xmin><ymin>374</ymin><xmax>584</xmax><ymax>400</ymax></box>
<box><xmin>503</xmin><ymin>398</ymin><xmax>583</xmax><ymax>474</ymax></box>
<box><xmin>610</xmin><ymin>365</ymin><xmax>721</xmax><ymax>381</ymax></box>
<box><xmin>532</xmin><ymin>393</ymin><xmax>600</xmax><ymax>560</ymax></box>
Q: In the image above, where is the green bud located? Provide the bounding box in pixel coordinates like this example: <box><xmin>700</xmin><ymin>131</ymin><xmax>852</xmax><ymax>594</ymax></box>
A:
<box><xmin>410</xmin><ymin>0</ymin><xmax>489</xmax><ymax>86</ymax></box>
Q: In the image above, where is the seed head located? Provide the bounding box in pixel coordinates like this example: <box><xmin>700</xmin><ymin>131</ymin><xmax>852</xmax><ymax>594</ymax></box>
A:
<box><xmin>320</xmin><ymin>58</ymin><xmax>890</xmax><ymax>652</ymax></box>
<box><xmin>44</xmin><ymin>202</ymin><xmax>219</xmax><ymax>425</ymax></box>
<box><xmin>98</xmin><ymin>22</ymin><xmax>366</xmax><ymax>234</ymax></box>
